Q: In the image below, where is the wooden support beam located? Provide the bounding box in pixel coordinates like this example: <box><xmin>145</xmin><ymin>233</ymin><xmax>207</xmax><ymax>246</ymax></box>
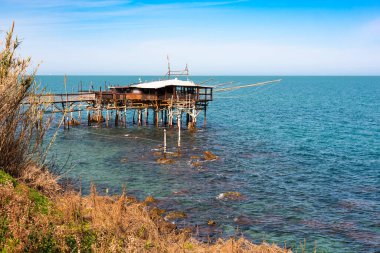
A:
<box><xmin>204</xmin><ymin>106</ymin><xmax>207</xmax><ymax>127</ymax></box>
<box><xmin>124</xmin><ymin>107</ymin><xmax>127</xmax><ymax>128</ymax></box>
<box><xmin>106</xmin><ymin>109</ymin><xmax>109</xmax><ymax>127</ymax></box>
<box><xmin>155</xmin><ymin>109</ymin><xmax>159</xmax><ymax>127</ymax></box>
<box><xmin>115</xmin><ymin>110</ymin><xmax>119</xmax><ymax>126</ymax></box>
<box><xmin>145</xmin><ymin>108</ymin><xmax>148</xmax><ymax>126</ymax></box>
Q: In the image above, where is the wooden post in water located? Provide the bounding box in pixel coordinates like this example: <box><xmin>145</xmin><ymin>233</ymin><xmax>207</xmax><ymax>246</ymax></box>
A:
<box><xmin>115</xmin><ymin>110</ymin><xmax>119</xmax><ymax>126</ymax></box>
<box><xmin>124</xmin><ymin>106</ymin><xmax>127</xmax><ymax>128</ymax></box>
<box><xmin>144</xmin><ymin>108</ymin><xmax>148</xmax><ymax>126</ymax></box>
<box><xmin>106</xmin><ymin>109</ymin><xmax>109</xmax><ymax>127</ymax></box>
<box><xmin>204</xmin><ymin>106</ymin><xmax>207</xmax><ymax>127</ymax></box>
<box><xmin>155</xmin><ymin>109</ymin><xmax>159</xmax><ymax>127</ymax></box>
<box><xmin>87</xmin><ymin>110</ymin><xmax>90</xmax><ymax>126</ymax></box>
<box><xmin>164</xmin><ymin>109</ymin><xmax>167</xmax><ymax>126</ymax></box>
<box><xmin>169</xmin><ymin>108</ymin><xmax>173</xmax><ymax>127</ymax></box>
<box><xmin>121</xmin><ymin>109</ymin><xmax>123</xmax><ymax>127</ymax></box>
<box><xmin>138</xmin><ymin>109</ymin><xmax>142</xmax><ymax>126</ymax></box>
<box><xmin>163</xmin><ymin>129</ymin><xmax>167</xmax><ymax>155</ymax></box>
<box><xmin>177</xmin><ymin>114</ymin><xmax>181</xmax><ymax>148</ymax></box>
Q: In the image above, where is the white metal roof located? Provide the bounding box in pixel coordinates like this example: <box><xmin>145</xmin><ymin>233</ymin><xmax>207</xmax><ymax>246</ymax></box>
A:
<box><xmin>130</xmin><ymin>79</ymin><xmax>198</xmax><ymax>89</ymax></box>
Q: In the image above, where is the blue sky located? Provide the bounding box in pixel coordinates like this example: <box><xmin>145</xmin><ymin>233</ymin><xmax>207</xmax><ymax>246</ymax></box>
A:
<box><xmin>0</xmin><ymin>0</ymin><xmax>379</xmax><ymax>75</ymax></box>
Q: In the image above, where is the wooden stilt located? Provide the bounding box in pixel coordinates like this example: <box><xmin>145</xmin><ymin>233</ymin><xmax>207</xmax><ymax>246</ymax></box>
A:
<box><xmin>164</xmin><ymin>109</ymin><xmax>167</xmax><ymax>126</ymax></box>
<box><xmin>178</xmin><ymin>114</ymin><xmax>181</xmax><ymax>148</ymax></box>
<box><xmin>106</xmin><ymin>109</ymin><xmax>109</xmax><ymax>127</ymax></box>
<box><xmin>139</xmin><ymin>109</ymin><xmax>142</xmax><ymax>126</ymax></box>
<box><xmin>144</xmin><ymin>108</ymin><xmax>148</xmax><ymax>126</ymax></box>
<box><xmin>115</xmin><ymin>110</ymin><xmax>119</xmax><ymax>126</ymax></box>
<box><xmin>155</xmin><ymin>109</ymin><xmax>159</xmax><ymax>127</ymax></box>
<box><xmin>204</xmin><ymin>106</ymin><xmax>207</xmax><ymax>127</ymax></box>
<box><xmin>163</xmin><ymin>129</ymin><xmax>167</xmax><ymax>155</ymax></box>
<box><xmin>124</xmin><ymin>107</ymin><xmax>127</xmax><ymax>128</ymax></box>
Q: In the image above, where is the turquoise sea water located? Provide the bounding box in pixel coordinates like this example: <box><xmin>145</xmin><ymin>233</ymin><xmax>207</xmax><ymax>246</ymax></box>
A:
<box><xmin>37</xmin><ymin>76</ymin><xmax>380</xmax><ymax>253</ymax></box>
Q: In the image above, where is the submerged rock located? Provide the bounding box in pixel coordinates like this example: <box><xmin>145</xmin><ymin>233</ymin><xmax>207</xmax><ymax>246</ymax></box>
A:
<box><xmin>164</xmin><ymin>211</ymin><xmax>187</xmax><ymax>220</ymax></box>
<box><xmin>191</xmin><ymin>161</ymin><xmax>202</xmax><ymax>167</ymax></box>
<box><xmin>216</xmin><ymin>191</ymin><xmax>243</xmax><ymax>201</ymax></box>
<box><xmin>208</xmin><ymin>220</ymin><xmax>217</xmax><ymax>226</ymax></box>
<box><xmin>166</xmin><ymin>152</ymin><xmax>181</xmax><ymax>157</ymax></box>
<box><xmin>120</xmin><ymin>157</ymin><xmax>128</xmax><ymax>163</ymax></box>
<box><xmin>190</xmin><ymin>155</ymin><xmax>200</xmax><ymax>160</ymax></box>
<box><xmin>157</xmin><ymin>157</ymin><xmax>175</xmax><ymax>164</ymax></box>
<box><xmin>203</xmin><ymin>151</ymin><xmax>218</xmax><ymax>161</ymax></box>
<box><xmin>233</xmin><ymin>215</ymin><xmax>254</xmax><ymax>226</ymax></box>
<box><xmin>153</xmin><ymin>151</ymin><xmax>162</xmax><ymax>157</ymax></box>
<box><xmin>172</xmin><ymin>189</ymin><xmax>190</xmax><ymax>196</ymax></box>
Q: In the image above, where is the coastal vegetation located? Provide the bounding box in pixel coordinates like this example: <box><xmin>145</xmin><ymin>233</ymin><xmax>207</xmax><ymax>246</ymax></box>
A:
<box><xmin>0</xmin><ymin>23</ymin><xmax>290</xmax><ymax>252</ymax></box>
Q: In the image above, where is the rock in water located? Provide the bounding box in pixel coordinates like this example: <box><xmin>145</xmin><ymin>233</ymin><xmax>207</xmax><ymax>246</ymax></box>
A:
<box><xmin>216</xmin><ymin>191</ymin><xmax>243</xmax><ymax>200</ymax></box>
<box><xmin>191</xmin><ymin>161</ymin><xmax>202</xmax><ymax>167</ymax></box>
<box><xmin>157</xmin><ymin>157</ymin><xmax>175</xmax><ymax>164</ymax></box>
<box><xmin>208</xmin><ymin>220</ymin><xmax>217</xmax><ymax>226</ymax></box>
<box><xmin>164</xmin><ymin>211</ymin><xmax>187</xmax><ymax>220</ymax></box>
<box><xmin>203</xmin><ymin>151</ymin><xmax>218</xmax><ymax>160</ymax></box>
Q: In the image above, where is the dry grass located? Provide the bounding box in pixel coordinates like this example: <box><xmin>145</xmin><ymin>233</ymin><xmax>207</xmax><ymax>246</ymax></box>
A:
<box><xmin>0</xmin><ymin>176</ymin><xmax>290</xmax><ymax>252</ymax></box>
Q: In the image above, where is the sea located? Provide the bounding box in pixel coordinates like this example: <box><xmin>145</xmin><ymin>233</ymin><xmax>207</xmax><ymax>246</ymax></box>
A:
<box><xmin>36</xmin><ymin>76</ymin><xmax>380</xmax><ymax>253</ymax></box>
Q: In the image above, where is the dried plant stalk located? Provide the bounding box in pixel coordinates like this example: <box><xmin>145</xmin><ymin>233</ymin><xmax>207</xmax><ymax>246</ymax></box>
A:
<box><xmin>0</xmin><ymin>22</ymin><xmax>60</xmax><ymax>195</ymax></box>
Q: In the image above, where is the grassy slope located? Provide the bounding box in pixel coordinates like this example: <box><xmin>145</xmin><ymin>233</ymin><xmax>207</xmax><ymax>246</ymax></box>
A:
<box><xmin>0</xmin><ymin>170</ymin><xmax>290</xmax><ymax>252</ymax></box>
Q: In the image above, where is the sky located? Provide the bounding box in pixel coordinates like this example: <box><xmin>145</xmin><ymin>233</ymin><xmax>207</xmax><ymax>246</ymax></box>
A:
<box><xmin>0</xmin><ymin>0</ymin><xmax>379</xmax><ymax>75</ymax></box>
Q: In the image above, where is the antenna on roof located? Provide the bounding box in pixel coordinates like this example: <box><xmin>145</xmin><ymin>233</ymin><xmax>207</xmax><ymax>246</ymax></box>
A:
<box><xmin>167</xmin><ymin>55</ymin><xmax>171</xmax><ymax>79</ymax></box>
<box><xmin>163</xmin><ymin>57</ymin><xmax>190</xmax><ymax>79</ymax></box>
<box><xmin>185</xmin><ymin>63</ymin><xmax>189</xmax><ymax>80</ymax></box>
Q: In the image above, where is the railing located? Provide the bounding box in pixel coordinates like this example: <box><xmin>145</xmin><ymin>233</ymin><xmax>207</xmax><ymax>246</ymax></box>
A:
<box><xmin>24</xmin><ymin>92</ymin><xmax>96</xmax><ymax>104</ymax></box>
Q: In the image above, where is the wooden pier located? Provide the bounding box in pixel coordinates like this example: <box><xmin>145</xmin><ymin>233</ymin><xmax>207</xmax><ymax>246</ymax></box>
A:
<box><xmin>26</xmin><ymin>78</ymin><xmax>213</xmax><ymax>130</ymax></box>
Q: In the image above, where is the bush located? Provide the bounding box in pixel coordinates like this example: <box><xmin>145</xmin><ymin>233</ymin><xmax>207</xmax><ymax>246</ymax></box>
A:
<box><xmin>0</xmin><ymin>22</ymin><xmax>59</xmax><ymax>196</ymax></box>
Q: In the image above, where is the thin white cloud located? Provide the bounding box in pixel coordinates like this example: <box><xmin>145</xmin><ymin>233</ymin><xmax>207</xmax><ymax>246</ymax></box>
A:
<box><xmin>4</xmin><ymin>0</ymin><xmax>131</xmax><ymax>9</ymax></box>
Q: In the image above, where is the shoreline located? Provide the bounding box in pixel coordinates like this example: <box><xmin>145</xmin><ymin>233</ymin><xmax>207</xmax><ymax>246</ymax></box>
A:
<box><xmin>0</xmin><ymin>169</ymin><xmax>290</xmax><ymax>252</ymax></box>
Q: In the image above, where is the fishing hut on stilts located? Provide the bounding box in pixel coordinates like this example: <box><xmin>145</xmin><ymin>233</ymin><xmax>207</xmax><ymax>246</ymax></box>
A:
<box><xmin>28</xmin><ymin>64</ymin><xmax>213</xmax><ymax>131</ymax></box>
